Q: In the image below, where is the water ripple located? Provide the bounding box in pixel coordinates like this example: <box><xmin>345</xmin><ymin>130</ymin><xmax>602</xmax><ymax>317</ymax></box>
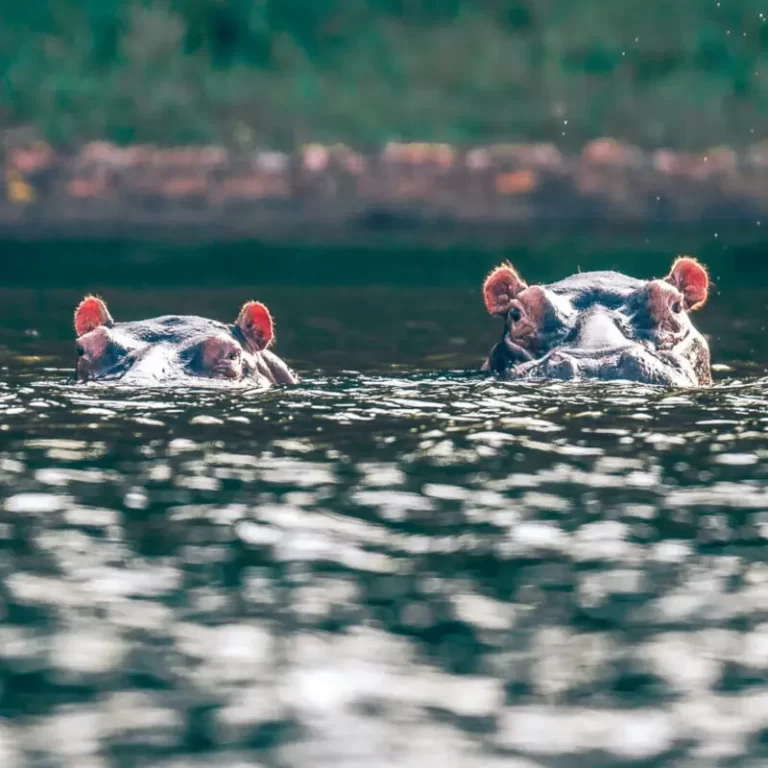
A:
<box><xmin>1</xmin><ymin>371</ymin><xmax>768</xmax><ymax>765</ymax></box>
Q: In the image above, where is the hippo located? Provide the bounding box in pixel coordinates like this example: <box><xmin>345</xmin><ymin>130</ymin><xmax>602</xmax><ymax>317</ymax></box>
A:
<box><xmin>74</xmin><ymin>296</ymin><xmax>298</xmax><ymax>386</ymax></box>
<box><xmin>481</xmin><ymin>256</ymin><xmax>711</xmax><ymax>386</ymax></box>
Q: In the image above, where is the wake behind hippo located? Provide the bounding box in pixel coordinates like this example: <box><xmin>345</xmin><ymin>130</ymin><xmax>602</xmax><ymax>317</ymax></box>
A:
<box><xmin>481</xmin><ymin>257</ymin><xmax>711</xmax><ymax>387</ymax></box>
<box><xmin>74</xmin><ymin>296</ymin><xmax>298</xmax><ymax>387</ymax></box>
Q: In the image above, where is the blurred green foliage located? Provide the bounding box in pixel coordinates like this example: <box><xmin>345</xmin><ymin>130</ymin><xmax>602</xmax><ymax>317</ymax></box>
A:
<box><xmin>1</xmin><ymin>0</ymin><xmax>768</xmax><ymax>148</ymax></box>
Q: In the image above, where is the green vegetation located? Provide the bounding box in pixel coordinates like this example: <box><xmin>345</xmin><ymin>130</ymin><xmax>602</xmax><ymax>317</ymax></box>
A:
<box><xmin>2</xmin><ymin>0</ymin><xmax>768</xmax><ymax>148</ymax></box>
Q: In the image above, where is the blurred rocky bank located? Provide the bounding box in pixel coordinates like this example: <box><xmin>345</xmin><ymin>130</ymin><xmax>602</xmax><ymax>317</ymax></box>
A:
<box><xmin>2</xmin><ymin>137</ymin><xmax>768</xmax><ymax>244</ymax></box>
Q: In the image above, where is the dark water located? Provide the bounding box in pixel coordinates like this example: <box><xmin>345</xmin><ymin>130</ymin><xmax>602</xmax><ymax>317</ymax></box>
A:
<box><xmin>2</xmin><ymin>239</ymin><xmax>768</xmax><ymax>767</ymax></box>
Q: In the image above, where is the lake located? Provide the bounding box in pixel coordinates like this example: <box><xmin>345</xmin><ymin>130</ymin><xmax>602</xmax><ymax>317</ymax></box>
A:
<box><xmin>0</xmin><ymin>234</ymin><xmax>768</xmax><ymax>766</ymax></box>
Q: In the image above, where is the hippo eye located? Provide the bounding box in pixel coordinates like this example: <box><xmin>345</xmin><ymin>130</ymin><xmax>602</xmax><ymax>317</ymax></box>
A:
<box><xmin>510</xmin><ymin>307</ymin><xmax>522</xmax><ymax>323</ymax></box>
<box><xmin>228</xmin><ymin>349</ymin><xmax>240</xmax><ymax>360</ymax></box>
<box><xmin>76</xmin><ymin>345</ymin><xmax>85</xmax><ymax>357</ymax></box>
<box><xmin>671</xmin><ymin>300</ymin><xmax>683</xmax><ymax>314</ymax></box>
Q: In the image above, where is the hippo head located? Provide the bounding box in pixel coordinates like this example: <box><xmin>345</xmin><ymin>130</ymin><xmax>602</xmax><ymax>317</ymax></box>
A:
<box><xmin>481</xmin><ymin>257</ymin><xmax>711</xmax><ymax>387</ymax></box>
<box><xmin>74</xmin><ymin>297</ymin><xmax>298</xmax><ymax>386</ymax></box>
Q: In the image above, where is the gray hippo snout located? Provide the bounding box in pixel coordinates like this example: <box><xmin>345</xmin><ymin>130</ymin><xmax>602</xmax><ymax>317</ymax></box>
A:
<box><xmin>572</xmin><ymin>309</ymin><xmax>631</xmax><ymax>352</ymax></box>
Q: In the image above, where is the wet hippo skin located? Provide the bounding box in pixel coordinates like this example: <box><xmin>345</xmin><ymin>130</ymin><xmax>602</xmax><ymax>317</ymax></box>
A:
<box><xmin>481</xmin><ymin>257</ymin><xmax>712</xmax><ymax>387</ymax></box>
<box><xmin>74</xmin><ymin>296</ymin><xmax>298</xmax><ymax>386</ymax></box>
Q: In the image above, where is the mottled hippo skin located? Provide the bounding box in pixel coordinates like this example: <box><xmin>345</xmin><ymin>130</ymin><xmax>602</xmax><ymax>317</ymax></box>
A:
<box><xmin>481</xmin><ymin>257</ymin><xmax>711</xmax><ymax>387</ymax></box>
<box><xmin>74</xmin><ymin>297</ymin><xmax>298</xmax><ymax>387</ymax></box>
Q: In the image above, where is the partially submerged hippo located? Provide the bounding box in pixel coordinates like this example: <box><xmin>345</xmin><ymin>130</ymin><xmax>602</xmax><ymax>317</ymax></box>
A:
<box><xmin>481</xmin><ymin>257</ymin><xmax>711</xmax><ymax>386</ymax></box>
<box><xmin>74</xmin><ymin>296</ymin><xmax>298</xmax><ymax>386</ymax></box>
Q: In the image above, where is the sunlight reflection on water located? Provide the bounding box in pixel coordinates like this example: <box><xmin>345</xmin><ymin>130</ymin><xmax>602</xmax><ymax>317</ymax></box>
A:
<box><xmin>1</xmin><ymin>369</ymin><xmax>768</xmax><ymax>765</ymax></box>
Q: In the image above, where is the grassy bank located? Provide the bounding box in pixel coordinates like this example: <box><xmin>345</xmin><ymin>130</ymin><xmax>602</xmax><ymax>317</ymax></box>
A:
<box><xmin>2</xmin><ymin>1</ymin><xmax>768</xmax><ymax>149</ymax></box>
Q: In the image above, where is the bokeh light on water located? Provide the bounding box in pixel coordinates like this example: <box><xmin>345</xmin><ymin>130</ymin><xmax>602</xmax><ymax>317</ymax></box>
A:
<box><xmin>1</xmin><ymin>274</ymin><xmax>768</xmax><ymax>766</ymax></box>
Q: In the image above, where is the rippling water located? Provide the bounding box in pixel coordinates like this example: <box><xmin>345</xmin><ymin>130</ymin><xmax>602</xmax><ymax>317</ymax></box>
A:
<box><xmin>2</xmin><ymin>248</ymin><xmax>768</xmax><ymax>766</ymax></box>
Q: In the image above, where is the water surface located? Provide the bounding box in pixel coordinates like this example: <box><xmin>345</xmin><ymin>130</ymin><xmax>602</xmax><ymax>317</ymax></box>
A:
<box><xmin>0</xmin><ymin>241</ymin><xmax>767</xmax><ymax>766</ymax></box>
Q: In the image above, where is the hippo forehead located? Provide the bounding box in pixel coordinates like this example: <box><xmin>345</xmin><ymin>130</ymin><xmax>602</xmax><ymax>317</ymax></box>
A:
<box><xmin>111</xmin><ymin>315</ymin><xmax>236</xmax><ymax>346</ymax></box>
<box><xmin>544</xmin><ymin>271</ymin><xmax>647</xmax><ymax>308</ymax></box>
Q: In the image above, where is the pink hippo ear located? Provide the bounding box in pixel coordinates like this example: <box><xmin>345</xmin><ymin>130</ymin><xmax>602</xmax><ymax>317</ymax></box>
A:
<box><xmin>666</xmin><ymin>256</ymin><xmax>709</xmax><ymax>311</ymax></box>
<box><xmin>483</xmin><ymin>263</ymin><xmax>528</xmax><ymax>315</ymax></box>
<box><xmin>235</xmin><ymin>301</ymin><xmax>274</xmax><ymax>351</ymax></box>
<box><xmin>74</xmin><ymin>296</ymin><xmax>114</xmax><ymax>336</ymax></box>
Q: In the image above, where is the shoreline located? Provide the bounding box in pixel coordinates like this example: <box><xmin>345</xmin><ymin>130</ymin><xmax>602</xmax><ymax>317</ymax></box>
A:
<box><xmin>2</xmin><ymin>138</ymin><xmax>768</xmax><ymax>244</ymax></box>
